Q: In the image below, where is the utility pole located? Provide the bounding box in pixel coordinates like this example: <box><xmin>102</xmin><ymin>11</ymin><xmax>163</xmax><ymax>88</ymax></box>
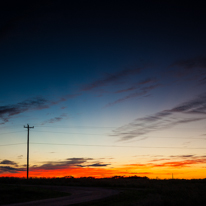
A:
<box><xmin>24</xmin><ymin>124</ymin><xmax>34</xmax><ymax>179</ymax></box>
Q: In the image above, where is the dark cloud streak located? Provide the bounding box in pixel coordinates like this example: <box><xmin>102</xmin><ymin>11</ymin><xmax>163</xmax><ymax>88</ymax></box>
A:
<box><xmin>105</xmin><ymin>84</ymin><xmax>160</xmax><ymax>108</ymax></box>
<box><xmin>0</xmin><ymin>159</ymin><xmax>18</xmax><ymax>167</ymax></box>
<box><xmin>41</xmin><ymin>113</ymin><xmax>68</xmax><ymax>125</ymax></box>
<box><xmin>87</xmin><ymin>163</ymin><xmax>110</xmax><ymax>167</ymax></box>
<box><xmin>0</xmin><ymin>97</ymin><xmax>48</xmax><ymax>124</ymax></box>
<box><xmin>0</xmin><ymin>93</ymin><xmax>79</xmax><ymax>124</ymax></box>
<box><xmin>31</xmin><ymin>157</ymin><xmax>110</xmax><ymax>171</ymax></box>
<box><xmin>168</xmin><ymin>56</ymin><xmax>206</xmax><ymax>83</ymax></box>
<box><xmin>81</xmin><ymin>68</ymin><xmax>142</xmax><ymax>91</ymax></box>
<box><xmin>113</xmin><ymin>93</ymin><xmax>206</xmax><ymax>141</ymax></box>
<box><xmin>114</xmin><ymin>78</ymin><xmax>157</xmax><ymax>94</ymax></box>
<box><xmin>171</xmin><ymin>56</ymin><xmax>206</xmax><ymax>70</ymax></box>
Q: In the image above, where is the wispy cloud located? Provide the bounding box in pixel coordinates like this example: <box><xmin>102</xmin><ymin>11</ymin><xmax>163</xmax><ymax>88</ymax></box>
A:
<box><xmin>169</xmin><ymin>155</ymin><xmax>206</xmax><ymax>159</ymax></box>
<box><xmin>152</xmin><ymin>159</ymin><xmax>206</xmax><ymax>167</ymax></box>
<box><xmin>17</xmin><ymin>155</ymin><xmax>23</xmax><ymax>159</ymax></box>
<box><xmin>30</xmin><ymin>157</ymin><xmax>110</xmax><ymax>171</ymax></box>
<box><xmin>112</xmin><ymin>93</ymin><xmax>206</xmax><ymax>141</ymax></box>
<box><xmin>149</xmin><ymin>155</ymin><xmax>203</xmax><ymax>162</ymax></box>
<box><xmin>127</xmin><ymin>155</ymin><xmax>206</xmax><ymax>168</ymax></box>
<box><xmin>171</xmin><ymin>56</ymin><xmax>206</xmax><ymax>70</ymax></box>
<box><xmin>34</xmin><ymin>158</ymin><xmax>91</xmax><ymax>170</ymax></box>
<box><xmin>81</xmin><ymin>68</ymin><xmax>142</xmax><ymax>91</ymax></box>
<box><xmin>138</xmin><ymin>78</ymin><xmax>157</xmax><ymax>85</ymax></box>
<box><xmin>115</xmin><ymin>86</ymin><xmax>136</xmax><ymax>94</ymax></box>
<box><xmin>199</xmin><ymin>76</ymin><xmax>206</xmax><ymax>85</ymax></box>
<box><xmin>51</xmin><ymin>93</ymin><xmax>81</xmax><ymax>105</ymax></box>
<box><xmin>105</xmin><ymin>84</ymin><xmax>160</xmax><ymax>108</ymax></box>
<box><xmin>170</xmin><ymin>94</ymin><xmax>206</xmax><ymax>114</ymax></box>
<box><xmin>0</xmin><ymin>93</ymin><xmax>79</xmax><ymax>124</ymax></box>
<box><xmin>0</xmin><ymin>97</ymin><xmax>49</xmax><ymax>124</ymax></box>
<box><xmin>87</xmin><ymin>163</ymin><xmax>110</xmax><ymax>167</ymax></box>
<box><xmin>105</xmin><ymin>91</ymin><xmax>147</xmax><ymax>108</ymax></box>
<box><xmin>0</xmin><ymin>159</ymin><xmax>25</xmax><ymax>174</ymax></box>
<box><xmin>0</xmin><ymin>159</ymin><xmax>18</xmax><ymax>167</ymax></box>
<box><xmin>99</xmin><ymin>56</ymin><xmax>206</xmax><ymax>108</ymax></box>
<box><xmin>114</xmin><ymin>78</ymin><xmax>157</xmax><ymax>94</ymax></box>
<box><xmin>168</xmin><ymin>56</ymin><xmax>206</xmax><ymax>82</ymax></box>
<box><xmin>41</xmin><ymin>113</ymin><xmax>68</xmax><ymax>125</ymax></box>
<box><xmin>0</xmin><ymin>166</ymin><xmax>24</xmax><ymax>174</ymax></box>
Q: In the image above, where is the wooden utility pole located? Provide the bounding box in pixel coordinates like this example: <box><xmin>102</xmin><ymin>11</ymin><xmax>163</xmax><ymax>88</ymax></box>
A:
<box><xmin>24</xmin><ymin>124</ymin><xmax>34</xmax><ymax>179</ymax></box>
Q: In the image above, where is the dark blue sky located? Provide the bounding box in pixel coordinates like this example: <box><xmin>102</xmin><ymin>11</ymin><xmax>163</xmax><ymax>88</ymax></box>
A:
<box><xmin>1</xmin><ymin>1</ymin><xmax>205</xmax><ymax>100</ymax></box>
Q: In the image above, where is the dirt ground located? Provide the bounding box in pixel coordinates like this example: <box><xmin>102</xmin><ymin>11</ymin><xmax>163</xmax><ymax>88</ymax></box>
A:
<box><xmin>1</xmin><ymin>185</ymin><xmax>119</xmax><ymax>206</ymax></box>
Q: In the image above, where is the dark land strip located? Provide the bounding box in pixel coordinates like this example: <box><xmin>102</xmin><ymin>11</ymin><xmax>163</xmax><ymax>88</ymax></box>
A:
<box><xmin>1</xmin><ymin>185</ymin><xmax>119</xmax><ymax>206</ymax></box>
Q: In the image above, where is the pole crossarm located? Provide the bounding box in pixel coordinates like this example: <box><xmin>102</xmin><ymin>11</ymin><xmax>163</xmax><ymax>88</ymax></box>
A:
<box><xmin>24</xmin><ymin>124</ymin><xmax>34</xmax><ymax>179</ymax></box>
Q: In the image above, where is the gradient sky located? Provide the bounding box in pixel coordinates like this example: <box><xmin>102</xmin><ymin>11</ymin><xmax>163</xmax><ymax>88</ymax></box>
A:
<box><xmin>1</xmin><ymin>1</ymin><xmax>206</xmax><ymax>179</ymax></box>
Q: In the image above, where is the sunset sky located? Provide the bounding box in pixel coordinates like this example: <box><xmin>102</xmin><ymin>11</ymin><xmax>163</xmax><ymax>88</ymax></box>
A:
<box><xmin>1</xmin><ymin>1</ymin><xmax>206</xmax><ymax>179</ymax></box>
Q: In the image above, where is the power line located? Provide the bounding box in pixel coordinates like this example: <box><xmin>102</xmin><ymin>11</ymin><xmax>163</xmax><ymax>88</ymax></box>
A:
<box><xmin>1</xmin><ymin>124</ymin><xmax>205</xmax><ymax>130</ymax></box>
<box><xmin>0</xmin><ymin>131</ymin><xmax>24</xmax><ymax>135</ymax></box>
<box><xmin>1</xmin><ymin>141</ymin><xmax>206</xmax><ymax>149</ymax></box>
<box><xmin>0</xmin><ymin>125</ymin><xmax>24</xmax><ymax>128</ymax></box>
<box><xmin>32</xmin><ymin>130</ymin><xmax>206</xmax><ymax>139</ymax></box>
<box><xmin>33</xmin><ymin>131</ymin><xmax>107</xmax><ymax>135</ymax></box>
<box><xmin>29</xmin><ymin>142</ymin><xmax>206</xmax><ymax>149</ymax></box>
<box><xmin>33</xmin><ymin>125</ymin><xmax>206</xmax><ymax>129</ymax></box>
<box><xmin>0</xmin><ymin>129</ymin><xmax>205</xmax><ymax>140</ymax></box>
<box><xmin>0</xmin><ymin>143</ymin><xmax>25</xmax><ymax>146</ymax></box>
<box><xmin>34</xmin><ymin>125</ymin><xmax>117</xmax><ymax>129</ymax></box>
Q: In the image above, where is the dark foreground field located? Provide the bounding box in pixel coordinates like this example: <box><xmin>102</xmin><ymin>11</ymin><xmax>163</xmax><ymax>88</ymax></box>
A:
<box><xmin>0</xmin><ymin>184</ymin><xmax>70</xmax><ymax>205</ymax></box>
<box><xmin>1</xmin><ymin>177</ymin><xmax>206</xmax><ymax>206</ymax></box>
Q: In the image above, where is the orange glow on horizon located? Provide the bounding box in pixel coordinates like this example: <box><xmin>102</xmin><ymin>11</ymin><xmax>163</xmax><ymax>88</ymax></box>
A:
<box><xmin>0</xmin><ymin>167</ymin><xmax>140</xmax><ymax>178</ymax></box>
<box><xmin>1</xmin><ymin>164</ymin><xmax>206</xmax><ymax>179</ymax></box>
